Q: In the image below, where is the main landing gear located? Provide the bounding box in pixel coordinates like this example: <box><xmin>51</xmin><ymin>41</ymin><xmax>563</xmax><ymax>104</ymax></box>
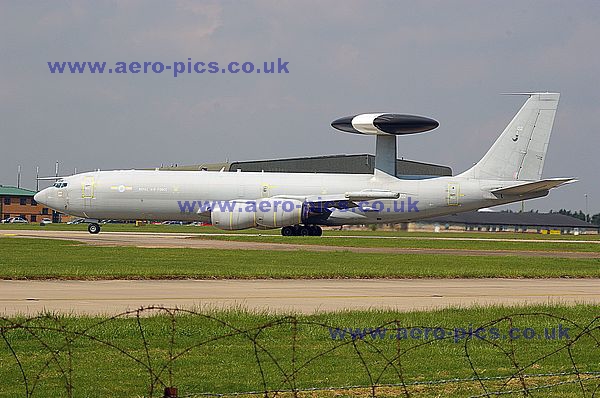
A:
<box><xmin>281</xmin><ymin>225</ymin><xmax>323</xmax><ymax>237</ymax></box>
<box><xmin>87</xmin><ymin>223</ymin><xmax>101</xmax><ymax>234</ymax></box>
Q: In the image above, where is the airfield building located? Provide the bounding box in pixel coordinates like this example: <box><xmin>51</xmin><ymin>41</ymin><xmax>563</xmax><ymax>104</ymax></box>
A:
<box><xmin>0</xmin><ymin>185</ymin><xmax>61</xmax><ymax>223</ymax></box>
<box><xmin>417</xmin><ymin>211</ymin><xmax>599</xmax><ymax>234</ymax></box>
<box><xmin>160</xmin><ymin>154</ymin><xmax>452</xmax><ymax>178</ymax></box>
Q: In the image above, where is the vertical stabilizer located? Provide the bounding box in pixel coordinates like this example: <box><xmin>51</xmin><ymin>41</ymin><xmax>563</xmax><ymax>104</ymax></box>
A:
<box><xmin>460</xmin><ymin>93</ymin><xmax>560</xmax><ymax>181</ymax></box>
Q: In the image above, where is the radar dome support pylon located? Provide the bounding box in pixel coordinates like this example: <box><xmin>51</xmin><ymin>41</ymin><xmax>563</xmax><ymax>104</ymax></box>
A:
<box><xmin>375</xmin><ymin>135</ymin><xmax>397</xmax><ymax>176</ymax></box>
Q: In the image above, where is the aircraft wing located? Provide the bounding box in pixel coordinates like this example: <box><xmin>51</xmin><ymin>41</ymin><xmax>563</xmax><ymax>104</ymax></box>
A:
<box><xmin>491</xmin><ymin>178</ymin><xmax>577</xmax><ymax>196</ymax></box>
<box><xmin>275</xmin><ymin>190</ymin><xmax>401</xmax><ymax>210</ymax></box>
<box><xmin>195</xmin><ymin>190</ymin><xmax>402</xmax><ymax>219</ymax></box>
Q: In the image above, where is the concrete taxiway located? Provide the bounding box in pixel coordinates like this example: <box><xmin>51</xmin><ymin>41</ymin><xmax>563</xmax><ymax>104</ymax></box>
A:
<box><xmin>1</xmin><ymin>279</ymin><xmax>599</xmax><ymax>316</ymax></box>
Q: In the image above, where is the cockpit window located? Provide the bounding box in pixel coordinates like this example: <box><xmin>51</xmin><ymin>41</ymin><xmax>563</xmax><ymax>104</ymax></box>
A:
<box><xmin>53</xmin><ymin>181</ymin><xmax>68</xmax><ymax>188</ymax></box>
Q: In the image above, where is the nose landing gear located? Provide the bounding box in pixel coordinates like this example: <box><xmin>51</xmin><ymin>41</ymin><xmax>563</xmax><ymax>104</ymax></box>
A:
<box><xmin>281</xmin><ymin>225</ymin><xmax>322</xmax><ymax>237</ymax></box>
<box><xmin>87</xmin><ymin>223</ymin><xmax>101</xmax><ymax>234</ymax></box>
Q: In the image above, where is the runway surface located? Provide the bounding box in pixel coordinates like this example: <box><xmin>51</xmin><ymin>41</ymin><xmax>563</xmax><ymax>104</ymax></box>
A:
<box><xmin>1</xmin><ymin>279</ymin><xmax>599</xmax><ymax>316</ymax></box>
<box><xmin>3</xmin><ymin>230</ymin><xmax>600</xmax><ymax>258</ymax></box>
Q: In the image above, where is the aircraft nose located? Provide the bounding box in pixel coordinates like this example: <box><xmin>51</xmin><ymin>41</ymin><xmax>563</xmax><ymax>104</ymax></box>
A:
<box><xmin>34</xmin><ymin>188</ymin><xmax>49</xmax><ymax>206</ymax></box>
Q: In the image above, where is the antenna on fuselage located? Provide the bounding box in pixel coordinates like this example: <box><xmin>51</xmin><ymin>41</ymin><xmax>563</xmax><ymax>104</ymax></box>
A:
<box><xmin>36</xmin><ymin>161</ymin><xmax>69</xmax><ymax>183</ymax></box>
<box><xmin>331</xmin><ymin>113</ymin><xmax>439</xmax><ymax>176</ymax></box>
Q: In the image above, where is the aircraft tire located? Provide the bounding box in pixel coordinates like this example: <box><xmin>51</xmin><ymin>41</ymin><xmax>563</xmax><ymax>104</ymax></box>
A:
<box><xmin>88</xmin><ymin>223</ymin><xmax>101</xmax><ymax>234</ymax></box>
<box><xmin>281</xmin><ymin>226</ymin><xmax>295</xmax><ymax>236</ymax></box>
<box><xmin>299</xmin><ymin>226</ymin><xmax>311</xmax><ymax>236</ymax></box>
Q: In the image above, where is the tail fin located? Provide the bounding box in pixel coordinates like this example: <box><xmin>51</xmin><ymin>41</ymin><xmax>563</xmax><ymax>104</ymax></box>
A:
<box><xmin>460</xmin><ymin>92</ymin><xmax>560</xmax><ymax>181</ymax></box>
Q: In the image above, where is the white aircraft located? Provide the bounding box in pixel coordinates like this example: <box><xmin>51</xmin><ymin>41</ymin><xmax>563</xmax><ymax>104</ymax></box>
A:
<box><xmin>35</xmin><ymin>92</ymin><xmax>575</xmax><ymax>235</ymax></box>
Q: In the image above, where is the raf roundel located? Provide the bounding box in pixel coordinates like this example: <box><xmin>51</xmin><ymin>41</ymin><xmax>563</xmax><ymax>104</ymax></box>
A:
<box><xmin>331</xmin><ymin>113</ymin><xmax>439</xmax><ymax>136</ymax></box>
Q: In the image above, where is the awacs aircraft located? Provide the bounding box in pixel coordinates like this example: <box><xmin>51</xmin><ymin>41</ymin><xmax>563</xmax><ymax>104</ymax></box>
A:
<box><xmin>35</xmin><ymin>92</ymin><xmax>575</xmax><ymax>235</ymax></box>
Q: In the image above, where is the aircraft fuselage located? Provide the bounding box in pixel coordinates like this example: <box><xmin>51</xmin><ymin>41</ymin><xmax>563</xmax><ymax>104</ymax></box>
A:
<box><xmin>35</xmin><ymin>169</ymin><xmax>543</xmax><ymax>225</ymax></box>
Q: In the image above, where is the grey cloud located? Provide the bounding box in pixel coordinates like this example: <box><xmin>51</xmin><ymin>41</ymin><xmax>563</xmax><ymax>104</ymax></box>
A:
<box><xmin>0</xmin><ymin>0</ymin><xmax>599</xmax><ymax>213</ymax></box>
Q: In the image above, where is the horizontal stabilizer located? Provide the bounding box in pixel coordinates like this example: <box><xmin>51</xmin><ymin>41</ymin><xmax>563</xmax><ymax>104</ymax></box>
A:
<box><xmin>491</xmin><ymin>178</ymin><xmax>576</xmax><ymax>196</ymax></box>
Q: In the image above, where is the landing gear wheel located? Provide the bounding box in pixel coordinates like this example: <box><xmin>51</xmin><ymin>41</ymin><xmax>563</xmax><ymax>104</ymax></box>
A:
<box><xmin>281</xmin><ymin>226</ymin><xmax>295</xmax><ymax>237</ymax></box>
<box><xmin>299</xmin><ymin>226</ymin><xmax>311</xmax><ymax>236</ymax></box>
<box><xmin>88</xmin><ymin>223</ymin><xmax>101</xmax><ymax>234</ymax></box>
<box><xmin>313</xmin><ymin>226</ymin><xmax>323</xmax><ymax>236</ymax></box>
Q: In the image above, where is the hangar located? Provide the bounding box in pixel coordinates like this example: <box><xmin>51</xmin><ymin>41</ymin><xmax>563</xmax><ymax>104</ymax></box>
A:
<box><xmin>420</xmin><ymin>211</ymin><xmax>599</xmax><ymax>234</ymax></box>
<box><xmin>161</xmin><ymin>154</ymin><xmax>452</xmax><ymax>179</ymax></box>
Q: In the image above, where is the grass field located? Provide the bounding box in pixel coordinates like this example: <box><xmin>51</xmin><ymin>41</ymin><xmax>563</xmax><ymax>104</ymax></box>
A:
<box><xmin>1</xmin><ymin>237</ymin><xmax>600</xmax><ymax>279</ymax></box>
<box><xmin>192</xmin><ymin>234</ymin><xmax>600</xmax><ymax>252</ymax></box>
<box><xmin>1</xmin><ymin>304</ymin><xmax>598</xmax><ymax>397</ymax></box>
<box><xmin>1</xmin><ymin>222</ymin><xmax>599</xmax><ymax>240</ymax></box>
<box><xmin>1</xmin><ymin>228</ymin><xmax>599</xmax><ymax>396</ymax></box>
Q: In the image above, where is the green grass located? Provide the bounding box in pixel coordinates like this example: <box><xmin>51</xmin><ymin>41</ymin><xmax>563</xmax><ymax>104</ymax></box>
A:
<box><xmin>1</xmin><ymin>237</ymin><xmax>600</xmax><ymax>279</ymax></box>
<box><xmin>1</xmin><ymin>305</ymin><xmax>599</xmax><ymax>397</ymax></box>
<box><xmin>0</xmin><ymin>223</ymin><xmax>283</xmax><ymax>234</ymax></box>
<box><xmin>193</xmin><ymin>234</ymin><xmax>600</xmax><ymax>252</ymax></box>
<box><xmin>1</xmin><ymin>222</ymin><xmax>599</xmax><ymax>240</ymax></box>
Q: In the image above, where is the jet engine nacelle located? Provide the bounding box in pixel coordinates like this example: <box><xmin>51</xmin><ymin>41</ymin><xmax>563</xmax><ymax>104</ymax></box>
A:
<box><xmin>211</xmin><ymin>201</ymin><xmax>257</xmax><ymax>230</ymax></box>
<box><xmin>255</xmin><ymin>198</ymin><xmax>305</xmax><ymax>228</ymax></box>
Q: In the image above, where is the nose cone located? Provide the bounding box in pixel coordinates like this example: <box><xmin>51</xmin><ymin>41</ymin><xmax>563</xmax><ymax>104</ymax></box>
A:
<box><xmin>34</xmin><ymin>188</ymin><xmax>49</xmax><ymax>206</ymax></box>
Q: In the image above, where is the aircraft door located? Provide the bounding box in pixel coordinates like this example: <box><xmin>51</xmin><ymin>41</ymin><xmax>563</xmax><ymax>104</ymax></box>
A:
<box><xmin>82</xmin><ymin>176</ymin><xmax>95</xmax><ymax>208</ymax></box>
<box><xmin>64</xmin><ymin>185</ymin><xmax>70</xmax><ymax>209</ymax></box>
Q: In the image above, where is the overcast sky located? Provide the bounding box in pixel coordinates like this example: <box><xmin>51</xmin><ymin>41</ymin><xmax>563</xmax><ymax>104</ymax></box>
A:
<box><xmin>1</xmin><ymin>1</ymin><xmax>599</xmax><ymax>213</ymax></box>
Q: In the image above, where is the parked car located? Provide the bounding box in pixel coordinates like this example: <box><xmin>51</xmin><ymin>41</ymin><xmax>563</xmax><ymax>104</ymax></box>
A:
<box><xmin>2</xmin><ymin>217</ymin><xmax>28</xmax><ymax>224</ymax></box>
<box><xmin>39</xmin><ymin>218</ymin><xmax>53</xmax><ymax>226</ymax></box>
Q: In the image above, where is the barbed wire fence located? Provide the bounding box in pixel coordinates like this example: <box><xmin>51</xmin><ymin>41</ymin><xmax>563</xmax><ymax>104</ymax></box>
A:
<box><xmin>1</xmin><ymin>306</ymin><xmax>600</xmax><ymax>397</ymax></box>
